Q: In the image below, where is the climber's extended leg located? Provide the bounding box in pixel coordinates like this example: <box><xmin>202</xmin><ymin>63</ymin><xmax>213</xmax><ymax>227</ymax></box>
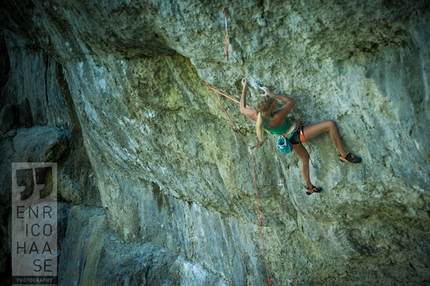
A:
<box><xmin>293</xmin><ymin>144</ymin><xmax>321</xmax><ymax>194</ymax></box>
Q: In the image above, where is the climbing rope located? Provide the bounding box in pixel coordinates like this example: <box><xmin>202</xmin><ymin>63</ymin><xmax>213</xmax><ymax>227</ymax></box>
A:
<box><xmin>204</xmin><ymin>81</ymin><xmax>273</xmax><ymax>286</ymax></box>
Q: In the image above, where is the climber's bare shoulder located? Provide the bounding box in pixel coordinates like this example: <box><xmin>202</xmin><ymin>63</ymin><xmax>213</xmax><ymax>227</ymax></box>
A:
<box><xmin>240</xmin><ymin>106</ymin><xmax>259</xmax><ymax>122</ymax></box>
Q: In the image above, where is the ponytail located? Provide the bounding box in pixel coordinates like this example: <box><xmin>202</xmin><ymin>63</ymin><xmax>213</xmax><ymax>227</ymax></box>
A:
<box><xmin>256</xmin><ymin>95</ymin><xmax>276</xmax><ymax>141</ymax></box>
<box><xmin>256</xmin><ymin>112</ymin><xmax>265</xmax><ymax>141</ymax></box>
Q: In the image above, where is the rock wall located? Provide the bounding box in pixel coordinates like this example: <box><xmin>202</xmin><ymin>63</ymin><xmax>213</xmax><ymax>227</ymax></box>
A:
<box><xmin>1</xmin><ymin>0</ymin><xmax>429</xmax><ymax>285</ymax></box>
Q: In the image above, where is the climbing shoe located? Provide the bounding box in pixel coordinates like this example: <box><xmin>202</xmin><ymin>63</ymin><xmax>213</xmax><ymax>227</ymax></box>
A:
<box><xmin>305</xmin><ymin>185</ymin><xmax>322</xmax><ymax>195</ymax></box>
<box><xmin>339</xmin><ymin>153</ymin><xmax>362</xmax><ymax>163</ymax></box>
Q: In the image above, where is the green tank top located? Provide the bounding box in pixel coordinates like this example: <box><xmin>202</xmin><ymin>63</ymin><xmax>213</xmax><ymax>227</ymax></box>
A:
<box><xmin>263</xmin><ymin>108</ymin><xmax>293</xmax><ymax>135</ymax></box>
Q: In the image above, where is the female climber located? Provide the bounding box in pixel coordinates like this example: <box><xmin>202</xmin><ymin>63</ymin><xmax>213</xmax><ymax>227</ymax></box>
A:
<box><xmin>239</xmin><ymin>78</ymin><xmax>361</xmax><ymax>195</ymax></box>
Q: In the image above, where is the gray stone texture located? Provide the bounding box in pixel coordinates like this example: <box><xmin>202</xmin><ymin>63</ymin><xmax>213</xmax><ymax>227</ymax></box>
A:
<box><xmin>0</xmin><ymin>0</ymin><xmax>429</xmax><ymax>285</ymax></box>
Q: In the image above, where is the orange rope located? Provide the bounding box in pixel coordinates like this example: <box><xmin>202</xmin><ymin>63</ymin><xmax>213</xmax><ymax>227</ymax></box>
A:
<box><xmin>209</xmin><ymin>85</ymin><xmax>241</xmax><ymax>105</ymax></box>
<box><xmin>204</xmin><ymin>81</ymin><xmax>272</xmax><ymax>285</ymax></box>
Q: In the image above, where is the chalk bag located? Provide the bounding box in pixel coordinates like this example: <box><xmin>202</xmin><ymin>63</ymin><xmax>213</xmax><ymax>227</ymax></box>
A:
<box><xmin>277</xmin><ymin>136</ymin><xmax>293</xmax><ymax>154</ymax></box>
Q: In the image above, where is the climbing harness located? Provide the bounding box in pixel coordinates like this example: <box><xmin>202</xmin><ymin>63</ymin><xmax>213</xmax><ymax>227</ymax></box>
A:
<box><xmin>204</xmin><ymin>81</ymin><xmax>273</xmax><ymax>286</ymax></box>
<box><xmin>222</xmin><ymin>8</ymin><xmax>229</xmax><ymax>60</ymax></box>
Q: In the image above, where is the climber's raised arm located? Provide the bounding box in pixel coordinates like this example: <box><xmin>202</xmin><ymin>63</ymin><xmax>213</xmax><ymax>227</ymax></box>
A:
<box><xmin>239</xmin><ymin>78</ymin><xmax>258</xmax><ymax>121</ymax></box>
<box><xmin>266</xmin><ymin>90</ymin><xmax>296</xmax><ymax>120</ymax></box>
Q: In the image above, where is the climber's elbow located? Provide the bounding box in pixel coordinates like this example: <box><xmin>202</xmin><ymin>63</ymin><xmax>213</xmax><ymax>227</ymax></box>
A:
<box><xmin>289</xmin><ymin>98</ymin><xmax>297</xmax><ymax>106</ymax></box>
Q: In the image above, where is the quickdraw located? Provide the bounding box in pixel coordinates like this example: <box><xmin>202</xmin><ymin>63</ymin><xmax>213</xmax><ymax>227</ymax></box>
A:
<box><xmin>222</xmin><ymin>8</ymin><xmax>229</xmax><ymax>60</ymax></box>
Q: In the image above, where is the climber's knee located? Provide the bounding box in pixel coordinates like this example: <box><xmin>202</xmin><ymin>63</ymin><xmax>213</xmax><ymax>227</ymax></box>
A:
<box><xmin>322</xmin><ymin>120</ymin><xmax>335</xmax><ymax>131</ymax></box>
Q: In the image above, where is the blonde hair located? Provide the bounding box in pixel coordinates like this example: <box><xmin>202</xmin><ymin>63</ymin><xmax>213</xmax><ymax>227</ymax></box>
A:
<box><xmin>256</xmin><ymin>95</ymin><xmax>276</xmax><ymax>141</ymax></box>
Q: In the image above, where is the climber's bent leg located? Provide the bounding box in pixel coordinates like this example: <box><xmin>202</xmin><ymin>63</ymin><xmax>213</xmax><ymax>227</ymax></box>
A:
<box><xmin>303</xmin><ymin>120</ymin><xmax>348</xmax><ymax>158</ymax></box>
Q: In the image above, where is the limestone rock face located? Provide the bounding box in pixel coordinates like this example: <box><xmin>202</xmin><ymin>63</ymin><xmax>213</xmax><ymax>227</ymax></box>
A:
<box><xmin>1</xmin><ymin>1</ymin><xmax>429</xmax><ymax>285</ymax></box>
<box><xmin>60</xmin><ymin>206</ymin><xmax>228</xmax><ymax>285</ymax></box>
<box><xmin>0</xmin><ymin>126</ymin><xmax>69</xmax><ymax>212</ymax></box>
